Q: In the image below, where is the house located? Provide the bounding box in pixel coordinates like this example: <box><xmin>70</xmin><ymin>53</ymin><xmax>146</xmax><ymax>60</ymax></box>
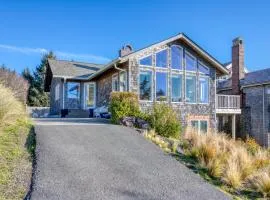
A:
<box><xmin>217</xmin><ymin>37</ymin><xmax>270</xmax><ymax>147</ymax></box>
<box><xmin>45</xmin><ymin>33</ymin><xmax>241</xmax><ymax>137</ymax></box>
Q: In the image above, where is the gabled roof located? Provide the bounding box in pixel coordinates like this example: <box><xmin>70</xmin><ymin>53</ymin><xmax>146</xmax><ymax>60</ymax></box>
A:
<box><xmin>89</xmin><ymin>33</ymin><xmax>228</xmax><ymax>80</ymax></box>
<box><xmin>48</xmin><ymin>59</ymin><xmax>104</xmax><ymax>80</ymax></box>
<box><xmin>241</xmin><ymin>68</ymin><xmax>270</xmax><ymax>87</ymax></box>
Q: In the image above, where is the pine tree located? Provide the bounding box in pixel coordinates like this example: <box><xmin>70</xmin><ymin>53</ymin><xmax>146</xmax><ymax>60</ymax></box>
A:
<box><xmin>23</xmin><ymin>51</ymin><xmax>56</xmax><ymax>106</ymax></box>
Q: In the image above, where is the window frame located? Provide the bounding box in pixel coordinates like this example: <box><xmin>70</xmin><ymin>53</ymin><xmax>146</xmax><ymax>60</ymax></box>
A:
<box><xmin>185</xmin><ymin>73</ymin><xmax>197</xmax><ymax>104</ymax></box>
<box><xmin>155</xmin><ymin>48</ymin><xmax>168</xmax><ymax>68</ymax></box>
<box><xmin>190</xmin><ymin>120</ymin><xmax>208</xmax><ymax>135</ymax></box>
<box><xmin>139</xmin><ymin>54</ymin><xmax>153</xmax><ymax>67</ymax></box>
<box><xmin>198</xmin><ymin>76</ymin><xmax>210</xmax><ymax>104</ymax></box>
<box><xmin>112</xmin><ymin>73</ymin><xmax>119</xmax><ymax>92</ymax></box>
<box><xmin>139</xmin><ymin>68</ymin><xmax>153</xmax><ymax>102</ymax></box>
<box><xmin>155</xmin><ymin>70</ymin><xmax>168</xmax><ymax>102</ymax></box>
<box><xmin>171</xmin><ymin>72</ymin><xmax>183</xmax><ymax>103</ymax></box>
<box><xmin>185</xmin><ymin>50</ymin><xmax>197</xmax><ymax>73</ymax></box>
<box><xmin>170</xmin><ymin>45</ymin><xmax>183</xmax><ymax>71</ymax></box>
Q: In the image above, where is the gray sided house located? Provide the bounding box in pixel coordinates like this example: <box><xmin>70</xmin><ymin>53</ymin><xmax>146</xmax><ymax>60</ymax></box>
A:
<box><xmin>45</xmin><ymin>33</ymin><xmax>241</xmax><ymax>136</ymax></box>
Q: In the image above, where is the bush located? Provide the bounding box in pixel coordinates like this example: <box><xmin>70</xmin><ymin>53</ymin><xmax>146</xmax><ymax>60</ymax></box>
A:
<box><xmin>148</xmin><ymin>103</ymin><xmax>181</xmax><ymax>139</ymax></box>
<box><xmin>0</xmin><ymin>84</ymin><xmax>26</xmax><ymax>129</ymax></box>
<box><xmin>248</xmin><ymin>168</ymin><xmax>270</xmax><ymax>198</ymax></box>
<box><xmin>109</xmin><ymin>92</ymin><xmax>141</xmax><ymax>124</ymax></box>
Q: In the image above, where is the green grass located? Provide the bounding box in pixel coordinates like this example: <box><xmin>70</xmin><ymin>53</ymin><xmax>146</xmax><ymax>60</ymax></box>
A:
<box><xmin>0</xmin><ymin>119</ymin><xmax>35</xmax><ymax>200</ymax></box>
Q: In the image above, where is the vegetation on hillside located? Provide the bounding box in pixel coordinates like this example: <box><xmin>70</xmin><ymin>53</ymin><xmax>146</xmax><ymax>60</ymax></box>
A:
<box><xmin>0</xmin><ymin>84</ymin><xmax>34</xmax><ymax>200</ymax></box>
<box><xmin>22</xmin><ymin>51</ymin><xmax>56</xmax><ymax>106</ymax></box>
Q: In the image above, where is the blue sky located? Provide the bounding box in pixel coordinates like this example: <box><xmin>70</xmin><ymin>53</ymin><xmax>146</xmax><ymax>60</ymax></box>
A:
<box><xmin>0</xmin><ymin>0</ymin><xmax>270</xmax><ymax>73</ymax></box>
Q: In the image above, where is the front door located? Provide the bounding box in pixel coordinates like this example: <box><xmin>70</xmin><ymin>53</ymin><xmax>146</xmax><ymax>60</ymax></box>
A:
<box><xmin>67</xmin><ymin>82</ymin><xmax>80</xmax><ymax>109</ymax></box>
<box><xmin>85</xmin><ymin>83</ymin><xmax>96</xmax><ymax>109</ymax></box>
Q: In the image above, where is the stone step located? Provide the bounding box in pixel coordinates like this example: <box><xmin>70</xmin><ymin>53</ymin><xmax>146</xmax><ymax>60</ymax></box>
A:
<box><xmin>66</xmin><ymin>109</ymin><xmax>90</xmax><ymax>118</ymax></box>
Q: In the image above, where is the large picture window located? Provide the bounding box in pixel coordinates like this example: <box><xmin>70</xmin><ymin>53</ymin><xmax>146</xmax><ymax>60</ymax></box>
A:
<box><xmin>156</xmin><ymin>49</ymin><xmax>167</xmax><ymax>68</ymax></box>
<box><xmin>171</xmin><ymin>74</ymin><xmax>182</xmax><ymax>102</ymax></box>
<box><xmin>185</xmin><ymin>52</ymin><xmax>196</xmax><ymax>71</ymax></box>
<box><xmin>140</xmin><ymin>55</ymin><xmax>152</xmax><ymax>66</ymax></box>
<box><xmin>156</xmin><ymin>72</ymin><xmax>167</xmax><ymax>101</ymax></box>
<box><xmin>198</xmin><ymin>62</ymin><xmax>210</xmax><ymax>75</ymax></box>
<box><xmin>67</xmin><ymin>82</ymin><xmax>80</xmax><ymax>99</ymax></box>
<box><xmin>186</xmin><ymin>75</ymin><xmax>196</xmax><ymax>103</ymax></box>
<box><xmin>140</xmin><ymin>70</ymin><xmax>152</xmax><ymax>100</ymax></box>
<box><xmin>171</xmin><ymin>45</ymin><xmax>183</xmax><ymax>70</ymax></box>
<box><xmin>199</xmin><ymin>77</ymin><xmax>209</xmax><ymax>103</ymax></box>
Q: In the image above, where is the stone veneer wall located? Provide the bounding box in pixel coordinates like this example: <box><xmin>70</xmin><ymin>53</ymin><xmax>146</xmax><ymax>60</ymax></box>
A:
<box><xmin>243</xmin><ymin>85</ymin><xmax>270</xmax><ymax>147</ymax></box>
<box><xmin>128</xmin><ymin>40</ymin><xmax>217</xmax><ymax>130</ymax></box>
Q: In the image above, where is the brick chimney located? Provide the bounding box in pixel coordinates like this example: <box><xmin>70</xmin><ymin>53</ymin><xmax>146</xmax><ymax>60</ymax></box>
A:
<box><xmin>119</xmin><ymin>44</ymin><xmax>133</xmax><ymax>57</ymax></box>
<box><xmin>232</xmin><ymin>37</ymin><xmax>245</xmax><ymax>95</ymax></box>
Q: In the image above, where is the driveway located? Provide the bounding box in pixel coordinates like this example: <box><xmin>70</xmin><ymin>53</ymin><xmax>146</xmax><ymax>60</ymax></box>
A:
<box><xmin>30</xmin><ymin>118</ymin><xmax>230</xmax><ymax>200</ymax></box>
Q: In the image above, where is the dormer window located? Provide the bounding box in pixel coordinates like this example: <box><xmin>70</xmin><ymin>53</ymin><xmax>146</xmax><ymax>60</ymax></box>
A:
<box><xmin>155</xmin><ymin>49</ymin><xmax>168</xmax><ymax>68</ymax></box>
<box><xmin>139</xmin><ymin>55</ymin><xmax>152</xmax><ymax>66</ymax></box>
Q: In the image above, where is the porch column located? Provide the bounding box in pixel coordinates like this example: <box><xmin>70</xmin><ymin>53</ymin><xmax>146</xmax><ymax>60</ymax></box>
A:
<box><xmin>232</xmin><ymin>114</ymin><xmax>236</xmax><ymax>140</ymax></box>
<box><xmin>62</xmin><ymin>78</ymin><xmax>66</xmax><ymax>109</ymax></box>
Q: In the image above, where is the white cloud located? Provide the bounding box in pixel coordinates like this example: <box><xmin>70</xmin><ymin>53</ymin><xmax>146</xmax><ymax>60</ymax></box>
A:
<box><xmin>0</xmin><ymin>44</ymin><xmax>110</xmax><ymax>63</ymax></box>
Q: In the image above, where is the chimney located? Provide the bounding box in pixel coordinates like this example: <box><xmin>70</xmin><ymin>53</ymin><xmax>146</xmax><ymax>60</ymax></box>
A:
<box><xmin>232</xmin><ymin>37</ymin><xmax>245</xmax><ymax>95</ymax></box>
<box><xmin>119</xmin><ymin>44</ymin><xmax>133</xmax><ymax>57</ymax></box>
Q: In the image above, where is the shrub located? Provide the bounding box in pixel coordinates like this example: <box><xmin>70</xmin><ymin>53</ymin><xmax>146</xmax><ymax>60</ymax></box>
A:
<box><xmin>0</xmin><ymin>84</ymin><xmax>26</xmax><ymax>129</ymax></box>
<box><xmin>109</xmin><ymin>92</ymin><xmax>140</xmax><ymax>124</ymax></box>
<box><xmin>245</xmin><ymin>137</ymin><xmax>261</xmax><ymax>155</ymax></box>
<box><xmin>148</xmin><ymin>103</ymin><xmax>181</xmax><ymax>139</ymax></box>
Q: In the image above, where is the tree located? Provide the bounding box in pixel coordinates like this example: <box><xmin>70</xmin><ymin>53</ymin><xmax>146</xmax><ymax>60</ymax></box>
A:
<box><xmin>23</xmin><ymin>51</ymin><xmax>56</xmax><ymax>106</ymax></box>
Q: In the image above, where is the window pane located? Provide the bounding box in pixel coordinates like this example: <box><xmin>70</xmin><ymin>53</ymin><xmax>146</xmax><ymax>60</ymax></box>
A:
<box><xmin>198</xmin><ymin>62</ymin><xmax>210</xmax><ymax>75</ymax></box>
<box><xmin>119</xmin><ymin>71</ymin><xmax>127</xmax><ymax>92</ymax></box>
<box><xmin>186</xmin><ymin>75</ymin><xmax>196</xmax><ymax>103</ymax></box>
<box><xmin>140</xmin><ymin>70</ymin><xmax>152</xmax><ymax>100</ymax></box>
<box><xmin>171</xmin><ymin>74</ymin><xmax>182</xmax><ymax>102</ymax></box>
<box><xmin>156</xmin><ymin>72</ymin><xmax>167</xmax><ymax>101</ymax></box>
<box><xmin>191</xmin><ymin>120</ymin><xmax>199</xmax><ymax>130</ymax></box>
<box><xmin>185</xmin><ymin>53</ymin><xmax>196</xmax><ymax>71</ymax></box>
<box><xmin>112</xmin><ymin>74</ymin><xmax>119</xmax><ymax>91</ymax></box>
<box><xmin>67</xmin><ymin>82</ymin><xmax>80</xmax><ymax>99</ymax></box>
<box><xmin>87</xmin><ymin>84</ymin><xmax>95</xmax><ymax>107</ymax></box>
<box><xmin>200</xmin><ymin>121</ymin><xmax>208</xmax><ymax>134</ymax></box>
<box><xmin>156</xmin><ymin>49</ymin><xmax>167</xmax><ymax>68</ymax></box>
<box><xmin>140</xmin><ymin>56</ymin><xmax>152</xmax><ymax>66</ymax></box>
<box><xmin>199</xmin><ymin>77</ymin><xmax>209</xmax><ymax>103</ymax></box>
<box><xmin>171</xmin><ymin>45</ymin><xmax>183</xmax><ymax>70</ymax></box>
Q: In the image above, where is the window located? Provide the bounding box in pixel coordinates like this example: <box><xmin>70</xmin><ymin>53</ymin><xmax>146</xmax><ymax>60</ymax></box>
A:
<box><xmin>139</xmin><ymin>70</ymin><xmax>152</xmax><ymax>100</ymax></box>
<box><xmin>155</xmin><ymin>49</ymin><xmax>167</xmax><ymax>68</ymax></box>
<box><xmin>67</xmin><ymin>82</ymin><xmax>80</xmax><ymax>99</ymax></box>
<box><xmin>171</xmin><ymin>45</ymin><xmax>183</xmax><ymax>70</ymax></box>
<box><xmin>112</xmin><ymin>74</ymin><xmax>119</xmax><ymax>91</ymax></box>
<box><xmin>156</xmin><ymin>72</ymin><xmax>167</xmax><ymax>101</ymax></box>
<box><xmin>198</xmin><ymin>62</ymin><xmax>210</xmax><ymax>75</ymax></box>
<box><xmin>199</xmin><ymin>77</ymin><xmax>209</xmax><ymax>103</ymax></box>
<box><xmin>55</xmin><ymin>83</ymin><xmax>60</xmax><ymax>101</ymax></box>
<box><xmin>119</xmin><ymin>71</ymin><xmax>127</xmax><ymax>92</ymax></box>
<box><xmin>140</xmin><ymin>55</ymin><xmax>152</xmax><ymax>66</ymax></box>
<box><xmin>186</xmin><ymin>75</ymin><xmax>196</xmax><ymax>103</ymax></box>
<box><xmin>185</xmin><ymin>52</ymin><xmax>196</xmax><ymax>71</ymax></box>
<box><xmin>86</xmin><ymin>83</ymin><xmax>95</xmax><ymax>108</ymax></box>
<box><xmin>171</xmin><ymin>74</ymin><xmax>182</xmax><ymax>102</ymax></box>
<box><xmin>191</xmin><ymin>120</ymin><xmax>208</xmax><ymax>134</ymax></box>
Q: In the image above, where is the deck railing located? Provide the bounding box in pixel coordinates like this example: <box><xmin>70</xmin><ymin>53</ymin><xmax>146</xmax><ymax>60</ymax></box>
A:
<box><xmin>216</xmin><ymin>95</ymin><xmax>241</xmax><ymax>109</ymax></box>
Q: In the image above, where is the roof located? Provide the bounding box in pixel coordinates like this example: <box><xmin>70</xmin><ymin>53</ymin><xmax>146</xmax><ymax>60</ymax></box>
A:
<box><xmin>48</xmin><ymin>59</ymin><xmax>104</xmax><ymax>80</ymax></box>
<box><xmin>241</xmin><ymin>68</ymin><xmax>270</xmax><ymax>87</ymax></box>
<box><xmin>217</xmin><ymin>78</ymin><xmax>232</xmax><ymax>90</ymax></box>
<box><xmin>223</xmin><ymin>62</ymin><xmax>249</xmax><ymax>73</ymax></box>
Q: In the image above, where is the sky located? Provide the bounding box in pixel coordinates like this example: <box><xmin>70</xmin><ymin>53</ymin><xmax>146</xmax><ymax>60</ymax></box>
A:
<box><xmin>0</xmin><ymin>0</ymin><xmax>270</xmax><ymax>73</ymax></box>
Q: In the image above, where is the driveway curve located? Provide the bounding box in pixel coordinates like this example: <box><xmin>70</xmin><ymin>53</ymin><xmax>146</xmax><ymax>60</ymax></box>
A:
<box><xmin>30</xmin><ymin>118</ymin><xmax>230</xmax><ymax>200</ymax></box>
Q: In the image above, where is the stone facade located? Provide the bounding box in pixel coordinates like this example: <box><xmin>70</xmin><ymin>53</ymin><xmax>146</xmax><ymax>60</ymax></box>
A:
<box><xmin>128</xmin><ymin>40</ymin><xmax>217</xmax><ymax>130</ymax></box>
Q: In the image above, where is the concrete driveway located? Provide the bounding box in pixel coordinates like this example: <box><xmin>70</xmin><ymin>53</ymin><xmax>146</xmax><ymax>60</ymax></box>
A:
<box><xmin>30</xmin><ymin>118</ymin><xmax>230</xmax><ymax>200</ymax></box>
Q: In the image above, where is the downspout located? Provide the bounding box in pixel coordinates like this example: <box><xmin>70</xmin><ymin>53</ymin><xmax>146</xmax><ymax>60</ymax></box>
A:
<box><xmin>114</xmin><ymin>63</ymin><xmax>125</xmax><ymax>72</ymax></box>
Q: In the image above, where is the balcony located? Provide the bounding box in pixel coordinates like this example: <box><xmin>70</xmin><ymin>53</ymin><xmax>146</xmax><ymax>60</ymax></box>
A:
<box><xmin>216</xmin><ymin>95</ymin><xmax>241</xmax><ymax>114</ymax></box>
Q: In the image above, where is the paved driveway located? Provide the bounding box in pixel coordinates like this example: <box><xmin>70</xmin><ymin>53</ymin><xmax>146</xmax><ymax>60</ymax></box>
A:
<box><xmin>30</xmin><ymin>118</ymin><xmax>230</xmax><ymax>200</ymax></box>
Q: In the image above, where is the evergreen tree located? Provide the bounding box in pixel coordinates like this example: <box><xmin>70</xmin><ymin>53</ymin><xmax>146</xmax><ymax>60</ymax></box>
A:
<box><xmin>23</xmin><ymin>51</ymin><xmax>56</xmax><ymax>106</ymax></box>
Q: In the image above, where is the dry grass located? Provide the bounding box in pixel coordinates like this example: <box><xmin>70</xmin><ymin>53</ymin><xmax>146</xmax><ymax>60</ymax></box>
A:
<box><xmin>0</xmin><ymin>84</ymin><xmax>34</xmax><ymax>200</ymax></box>
<box><xmin>248</xmin><ymin>168</ymin><xmax>270</xmax><ymax>198</ymax></box>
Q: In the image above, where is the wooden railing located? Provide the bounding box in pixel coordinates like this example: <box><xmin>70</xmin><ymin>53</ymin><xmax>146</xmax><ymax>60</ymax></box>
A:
<box><xmin>216</xmin><ymin>95</ymin><xmax>240</xmax><ymax>109</ymax></box>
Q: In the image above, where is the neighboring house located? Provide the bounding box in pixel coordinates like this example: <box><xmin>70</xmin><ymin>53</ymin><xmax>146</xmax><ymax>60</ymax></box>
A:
<box><xmin>217</xmin><ymin>37</ymin><xmax>270</xmax><ymax>147</ymax></box>
<box><xmin>45</xmin><ymin>33</ymin><xmax>242</xmax><ymax>137</ymax></box>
